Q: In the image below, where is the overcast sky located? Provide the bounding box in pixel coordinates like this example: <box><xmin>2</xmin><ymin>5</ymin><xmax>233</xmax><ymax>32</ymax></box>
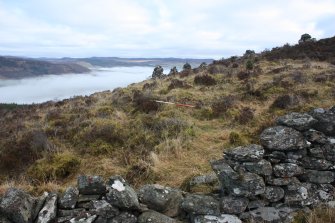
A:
<box><xmin>0</xmin><ymin>0</ymin><xmax>335</xmax><ymax>59</ymax></box>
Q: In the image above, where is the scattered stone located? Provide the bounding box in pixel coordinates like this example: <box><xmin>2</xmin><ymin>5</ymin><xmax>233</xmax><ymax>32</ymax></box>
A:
<box><xmin>224</xmin><ymin>144</ymin><xmax>264</xmax><ymax>162</ymax></box>
<box><xmin>138</xmin><ymin>184</ymin><xmax>183</xmax><ymax>217</ymax></box>
<box><xmin>273</xmin><ymin>163</ymin><xmax>304</xmax><ymax>177</ymax></box>
<box><xmin>59</xmin><ymin>187</ymin><xmax>79</xmax><ymax>209</ymax></box>
<box><xmin>220</xmin><ymin>196</ymin><xmax>248</xmax><ymax>214</ymax></box>
<box><xmin>181</xmin><ymin>194</ymin><xmax>219</xmax><ymax>215</ymax></box>
<box><xmin>0</xmin><ymin>188</ymin><xmax>37</xmax><ymax>223</ymax></box>
<box><xmin>106</xmin><ymin>176</ymin><xmax>140</xmax><ymax>210</ymax></box>
<box><xmin>300</xmin><ymin>170</ymin><xmax>335</xmax><ymax>184</ymax></box>
<box><xmin>276</xmin><ymin>112</ymin><xmax>317</xmax><ymax>131</ymax></box>
<box><xmin>263</xmin><ymin>187</ymin><xmax>285</xmax><ymax>202</ymax></box>
<box><xmin>138</xmin><ymin>211</ymin><xmax>176</xmax><ymax>223</ymax></box>
<box><xmin>242</xmin><ymin>159</ymin><xmax>272</xmax><ymax>176</ymax></box>
<box><xmin>192</xmin><ymin>214</ymin><xmax>242</xmax><ymax>223</ymax></box>
<box><xmin>77</xmin><ymin>176</ymin><xmax>106</xmax><ymax>195</ymax></box>
<box><xmin>36</xmin><ymin>193</ymin><xmax>57</xmax><ymax>223</ymax></box>
<box><xmin>89</xmin><ymin>200</ymin><xmax>119</xmax><ymax>218</ymax></box>
<box><xmin>260</xmin><ymin>126</ymin><xmax>308</xmax><ymax>150</ymax></box>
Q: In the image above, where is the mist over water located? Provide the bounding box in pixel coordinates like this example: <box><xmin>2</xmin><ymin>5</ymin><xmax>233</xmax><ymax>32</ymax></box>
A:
<box><xmin>0</xmin><ymin>66</ymin><xmax>156</xmax><ymax>104</ymax></box>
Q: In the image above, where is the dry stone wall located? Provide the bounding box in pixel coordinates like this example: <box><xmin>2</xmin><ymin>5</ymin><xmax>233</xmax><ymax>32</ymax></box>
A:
<box><xmin>0</xmin><ymin>106</ymin><xmax>335</xmax><ymax>223</ymax></box>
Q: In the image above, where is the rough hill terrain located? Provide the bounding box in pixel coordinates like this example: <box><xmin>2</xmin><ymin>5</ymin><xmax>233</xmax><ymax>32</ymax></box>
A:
<box><xmin>0</xmin><ymin>56</ymin><xmax>90</xmax><ymax>79</ymax></box>
<box><xmin>0</xmin><ymin>36</ymin><xmax>335</xmax><ymax>222</ymax></box>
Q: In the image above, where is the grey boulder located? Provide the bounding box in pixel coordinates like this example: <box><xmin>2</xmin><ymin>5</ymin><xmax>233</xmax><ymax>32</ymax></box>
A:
<box><xmin>263</xmin><ymin>186</ymin><xmax>285</xmax><ymax>202</ymax></box>
<box><xmin>220</xmin><ymin>196</ymin><xmax>248</xmax><ymax>214</ymax></box>
<box><xmin>0</xmin><ymin>188</ymin><xmax>38</xmax><ymax>223</ymax></box>
<box><xmin>301</xmin><ymin>157</ymin><xmax>332</xmax><ymax>170</ymax></box>
<box><xmin>260</xmin><ymin>126</ymin><xmax>308</xmax><ymax>150</ymax></box>
<box><xmin>77</xmin><ymin>175</ymin><xmax>106</xmax><ymax>195</ymax></box>
<box><xmin>69</xmin><ymin>214</ymin><xmax>97</xmax><ymax>223</ymax></box>
<box><xmin>211</xmin><ymin>160</ymin><xmax>265</xmax><ymax>197</ymax></box>
<box><xmin>36</xmin><ymin>193</ymin><xmax>57</xmax><ymax>223</ymax></box>
<box><xmin>304</xmin><ymin>129</ymin><xmax>328</xmax><ymax>144</ymax></box>
<box><xmin>243</xmin><ymin>207</ymin><xmax>293</xmax><ymax>223</ymax></box>
<box><xmin>300</xmin><ymin>170</ymin><xmax>335</xmax><ymax>184</ymax></box>
<box><xmin>181</xmin><ymin>194</ymin><xmax>219</xmax><ymax>215</ymax></box>
<box><xmin>224</xmin><ymin>144</ymin><xmax>264</xmax><ymax>162</ymax></box>
<box><xmin>89</xmin><ymin>200</ymin><xmax>119</xmax><ymax>218</ymax></box>
<box><xmin>276</xmin><ymin>112</ymin><xmax>317</xmax><ymax>131</ymax></box>
<box><xmin>265</xmin><ymin>176</ymin><xmax>300</xmax><ymax>186</ymax></box>
<box><xmin>137</xmin><ymin>184</ymin><xmax>183</xmax><ymax>217</ymax></box>
<box><xmin>273</xmin><ymin>163</ymin><xmax>304</xmax><ymax>178</ymax></box>
<box><xmin>106</xmin><ymin>176</ymin><xmax>139</xmax><ymax>210</ymax></box>
<box><xmin>310</xmin><ymin>108</ymin><xmax>335</xmax><ymax>136</ymax></box>
<box><xmin>58</xmin><ymin>187</ymin><xmax>79</xmax><ymax>209</ymax></box>
<box><xmin>284</xmin><ymin>183</ymin><xmax>310</xmax><ymax>206</ymax></box>
<box><xmin>192</xmin><ymin>214</ymin><xmax>242</xmax><ymax>223</ymax></box>
<box><xmin>242</xmin><ymin>159</ymin><xmax>272</xmax><ymax>176</ymax></box>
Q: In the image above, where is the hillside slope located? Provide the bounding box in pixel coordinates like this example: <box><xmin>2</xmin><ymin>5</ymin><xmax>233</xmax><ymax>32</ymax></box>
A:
<box><xmin>0</xmin><ymin>36</ymin><xmax>334</xmax><ymax>196</ymax></box>
<box><xmin>0</xmin><ymin>56</ymin><xmax>90</xmax><ymax>79</ymax></box>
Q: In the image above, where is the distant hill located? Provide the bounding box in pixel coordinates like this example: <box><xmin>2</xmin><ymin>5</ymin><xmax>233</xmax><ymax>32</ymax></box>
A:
<box><xmin>57</xmin><ymin>57</ymin><xmax>213</xmax><ymax>69</ymax></box>
<box><xmin>0</xmin><ymin>56</ymin><xmax>90</xmax><ymax>79</ymax></box>
<box><xmin>0</xmin><ymin>56</ymin><xmax>213</xmax><ymax>79</ymax></box>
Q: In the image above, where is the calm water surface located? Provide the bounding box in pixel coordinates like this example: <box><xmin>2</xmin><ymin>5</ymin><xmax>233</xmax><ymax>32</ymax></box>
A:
<box><xmin>0</xmin><ymin>66</ymin><xmax>156</xmax><ymax>104</ymax></box>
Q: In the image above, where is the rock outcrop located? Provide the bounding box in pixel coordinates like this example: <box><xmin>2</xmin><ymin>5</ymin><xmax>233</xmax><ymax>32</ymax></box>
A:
<box><xmin>0</xmin><ymin>106</ymin><xmax>335</xmax><ymax>223</ymax></box>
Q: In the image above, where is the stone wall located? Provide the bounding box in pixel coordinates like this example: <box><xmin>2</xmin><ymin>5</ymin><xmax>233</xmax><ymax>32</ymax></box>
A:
<box><xmin>0</xmin><ymin>106</ymin><xmax>335</xmax><ymax>223</ymax></box>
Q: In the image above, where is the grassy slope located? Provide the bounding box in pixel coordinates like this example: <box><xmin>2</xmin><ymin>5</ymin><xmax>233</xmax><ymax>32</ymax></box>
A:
<box><xmin>1</xmin><ymin>57</ymin><xmax>334</xmax><ymax>193</ymax></box>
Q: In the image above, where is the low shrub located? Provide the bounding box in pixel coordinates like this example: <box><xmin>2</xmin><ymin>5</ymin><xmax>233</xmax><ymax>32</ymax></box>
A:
<box><xmin>28</xmin><ymin>151</ymin><xmax>80</xmax><ymax>181</ymax></box>
<box><xmin>168</xmin><ymin>79</ymin><xmax>191</xmax><ymax>90</ymax></box>
<box><xmin>237</xmin><ymin>71</ymin><xmax>250</xmax><ymax>80</ymax></box>
<box><xmin>143</xmin><ymin>82</ymin><xmax>157</xmax><ymax>90</ymax></box>
<box><xmin>132</xmin><ymin>90</ymin><xmax>160</xmax><ymax>113</ymax></box>
<box><xmin>271</xmin><ymin>94</ymin><xmax>300</xmax><ymax>109</ymax></box>
<box><xmin>211</xmin><ymin>95</ymin><xmax>236</xmax><ymax>116</ymax></box>
<box><xmin>194</xmin><ymin>75</ymin><xmax>217</xmax><ymax>86</ymax></box>
<box><xmin>235</xmin><ymin>107</ymin><xmax>255</xmax><ymax>124</ymax></box>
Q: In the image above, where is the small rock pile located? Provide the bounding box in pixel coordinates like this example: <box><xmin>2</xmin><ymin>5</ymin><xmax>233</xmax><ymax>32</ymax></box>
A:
<box><xmin>0</xmin><ymin>106</ymin><xmax>335</xmax><ymax>223</ymax></box>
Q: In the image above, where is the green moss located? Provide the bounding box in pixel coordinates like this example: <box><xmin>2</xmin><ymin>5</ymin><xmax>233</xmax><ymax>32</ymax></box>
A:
<box><xmin>28</xmin><ymin>151</ymin><xmax>80</xmax><ymax>181</ymax></box>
